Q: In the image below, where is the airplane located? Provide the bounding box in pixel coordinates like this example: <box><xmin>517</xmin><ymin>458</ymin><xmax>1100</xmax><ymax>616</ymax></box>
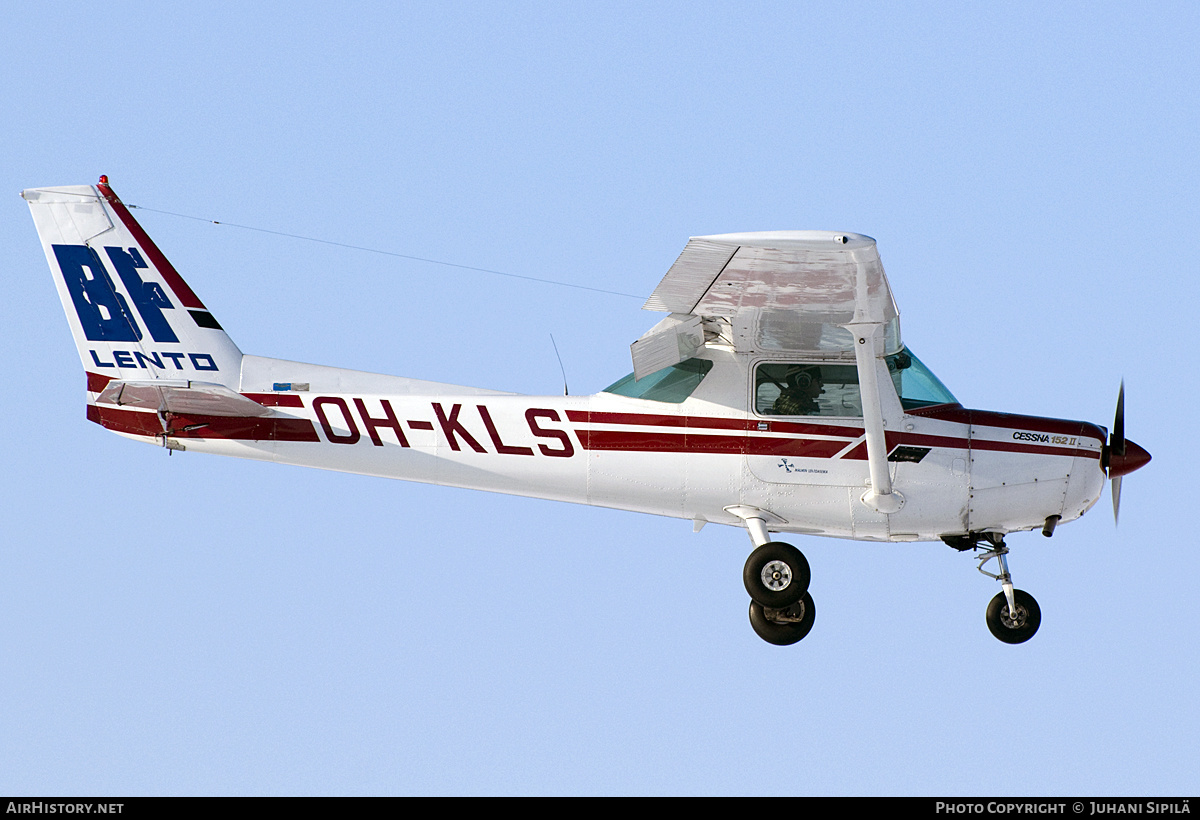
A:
<box><xmin>23</xmin><ymin>176</ymin><xmax>1151</xmax><ymax>646</ymax></box>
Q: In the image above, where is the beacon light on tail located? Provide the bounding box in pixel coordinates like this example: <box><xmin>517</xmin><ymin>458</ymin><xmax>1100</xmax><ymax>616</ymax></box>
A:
<box><xmin>23</xmin><ymin>177</ymin><xmax>1150</xmax><ymax>646</ymax></box>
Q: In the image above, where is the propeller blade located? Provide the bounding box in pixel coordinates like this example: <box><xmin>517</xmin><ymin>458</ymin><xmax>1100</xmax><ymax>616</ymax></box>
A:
<box><xmin>1108</xmin><ymin>380</ymin><xmax>1125</xmax><ymax>525</ymax></box>
<box><xmin>1105</xmin><ymin>380</ymin><xmax>1149</xmax><ymax>525</ymax></box>
<box><xmin>1111</xmin><ymin>379</ymin><xmax>1126</xmax><ymax>459</ymax></box>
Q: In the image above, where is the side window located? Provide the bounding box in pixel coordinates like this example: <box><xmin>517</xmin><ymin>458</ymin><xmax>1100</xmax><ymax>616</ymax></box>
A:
<box><xmin>886</xmin><ymin>348</ymin><xmax>959</xmax><ymax>410</ymax></box>
<box><xmin>754</xmin><ymin>362</ymin><xmax>863</xmax><ymax>417</ymax></box>
<box><xmin>603</xmin><ymin>358</ymin><xmax>714</xmax><ymax>403</ymax></box>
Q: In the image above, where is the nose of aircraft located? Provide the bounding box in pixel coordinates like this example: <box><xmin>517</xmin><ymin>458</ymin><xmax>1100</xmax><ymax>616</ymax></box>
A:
<box><xmin>1107</xmin><ymin>438</ymin><xmax>1151</xmax><ymax>478</ymax></box>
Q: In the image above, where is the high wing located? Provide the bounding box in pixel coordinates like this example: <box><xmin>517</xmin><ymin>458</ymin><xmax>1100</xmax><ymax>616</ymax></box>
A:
<box><xmin>638</xmin><ymin>230</ymin><xmax>900</xmax><ymax>363</ymax></box>
<box><xmin>636</xmin><ymin>230</ymin><xmax>906</xmax><ymax>512</ymax></box>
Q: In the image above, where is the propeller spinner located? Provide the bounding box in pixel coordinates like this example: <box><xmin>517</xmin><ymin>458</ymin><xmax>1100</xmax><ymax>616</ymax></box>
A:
<box><xmin>1102</xmin><ymin>381</ymin><xmax>1152</xmax><ymax>523</ymax></box>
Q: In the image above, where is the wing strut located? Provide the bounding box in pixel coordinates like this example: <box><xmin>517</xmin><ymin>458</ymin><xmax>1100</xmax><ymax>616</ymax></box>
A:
<box><xmin>846</xmin><ymin>323</ymin><xmax>902</xmax><ymax>513</ymax></box>
<box><xmin>844</xmin><ymin>245</ymin><xmax>903</xmax><ymax>514</ymax></box>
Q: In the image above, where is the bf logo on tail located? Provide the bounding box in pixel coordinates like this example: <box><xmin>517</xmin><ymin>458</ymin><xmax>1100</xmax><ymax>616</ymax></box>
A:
<box><xmin>53</xmin><ymin>244</ymin><xmax>179</xmax><ymax>343</ymax></box>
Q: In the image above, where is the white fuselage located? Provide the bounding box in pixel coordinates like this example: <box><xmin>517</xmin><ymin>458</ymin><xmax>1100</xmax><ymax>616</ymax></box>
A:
<box><xmin>94</xmin><ymin>349</ymin><xmax>1107</xmax><ymax>542</ymax></box>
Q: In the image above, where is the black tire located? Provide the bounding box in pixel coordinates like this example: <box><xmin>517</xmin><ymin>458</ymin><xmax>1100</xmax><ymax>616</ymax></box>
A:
<box><xmin>743</xmin><ymin>541</ymin><xmax>810</xmax><ymax>608</ymax></box>
<box><xmin>749</xmin><ymin>594</ymin><xmax>816</xmax><ymax>646</ymax></box>
<box><xmin>985</xmin><ymin>589</ymin><xmax>1041</xmax><ymax>644</ymax></box>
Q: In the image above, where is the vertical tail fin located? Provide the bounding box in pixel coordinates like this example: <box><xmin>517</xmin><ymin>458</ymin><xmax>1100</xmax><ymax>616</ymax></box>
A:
<box><xmin>23</xmin><ymin>178</ymin><xmax>243</xmax><ymax>395</ymax></box>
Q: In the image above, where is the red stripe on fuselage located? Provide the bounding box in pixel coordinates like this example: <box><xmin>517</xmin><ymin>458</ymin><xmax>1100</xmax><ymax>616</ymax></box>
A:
<box><xmin>567</xmin><ymin>410</ymin><xmax>863</xmax><ymax>439</ymax></box>
<box><xmin>840</xmin><ymin>432</ymin><xmax>1100</xmax><ymax>461</ymax></box>
<box><xmin>970</xmin><ymin>438</ymin><xmax>1100</xmax><ymax>460</ymax></box>
<box><xmin>243</xmin><ymin>393</ymin><xmax>305</xmax><ymax>408</ymax></box>
<box><xmin>97</xmin><ymin>182</ymin><xmax>207</xmax><ymax>310</ymax></box>
<box><xmin>575</xmin><ymin>429</ymin><xmax>848</xmax><ymax>457</ymax></box>
<box><xmin>911</xmin><ymin>404</ymin><xmax>1106</xmax><ymax>442</ymax></box>
<box><xmin>571</xmin><ymin>407</ymin><xmax>1101</xmax><ymax>460</ymax></box>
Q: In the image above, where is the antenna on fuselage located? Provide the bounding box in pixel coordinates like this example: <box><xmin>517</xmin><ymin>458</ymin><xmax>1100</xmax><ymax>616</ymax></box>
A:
<box><xmin>550</xmin><ymin>334</ymin><xmax>569</xmax><ymax>396</ymax></box>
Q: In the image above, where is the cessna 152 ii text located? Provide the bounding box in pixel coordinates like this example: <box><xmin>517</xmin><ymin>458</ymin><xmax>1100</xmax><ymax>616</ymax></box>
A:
<box><xmin>24</xmin><ymin>177</ymin><xmax>1151</xmax><ymax>646</ymax></box>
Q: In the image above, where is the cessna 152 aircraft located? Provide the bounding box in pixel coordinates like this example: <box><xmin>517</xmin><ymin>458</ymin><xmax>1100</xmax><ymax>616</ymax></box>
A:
<box><xmin>24</xmin><ymin>177</ymin><xmax>1151</xmax><ymax>646</ymax></box>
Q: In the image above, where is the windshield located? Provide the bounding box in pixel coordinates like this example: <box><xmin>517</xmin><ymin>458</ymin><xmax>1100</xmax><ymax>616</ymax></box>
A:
<box><xmin>886</xmin><ymin>348</ymin><xmax>958</xmax><ymax>410</ymax></box>
<box><xmin>602</xmin><ymin>358</ymin><xmax>713</xmax><ymax>403</ymax></box>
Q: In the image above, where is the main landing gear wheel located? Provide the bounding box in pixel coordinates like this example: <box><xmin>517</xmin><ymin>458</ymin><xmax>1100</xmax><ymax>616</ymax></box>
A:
<box><xmin>985</xmin><ymin>589</ymin><xmax>1041</xmax><ymax>644</ymax></box>
<box><xmin>743</xmin><ymin>541</ymin><xmax>811</xmax><ymax>609</ymax></box>
<box><xmin>749</xmin><ymin>593</ymin><xmax>816</xmax><ymax>646</ymax></box>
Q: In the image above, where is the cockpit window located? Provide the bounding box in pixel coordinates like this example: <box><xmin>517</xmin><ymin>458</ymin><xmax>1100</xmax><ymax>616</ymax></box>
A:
<box><xmin>755</xmin><ymin>362</ymin><xmax>863</xmax><ymax>417</ymax></box>
<box><xmin>754</xmin><ymin>348</ymin><xmax>957</xmax><ymax>416</ymax></box>
<box><xmin>886</xmin><ymin>348</ymin><xmax>958</xmax><ymax>410</ymax></box>
<box><xmin>603</xmin><ymin>358</ymin><xmax>714</xmax><ymax>403</ymax></box>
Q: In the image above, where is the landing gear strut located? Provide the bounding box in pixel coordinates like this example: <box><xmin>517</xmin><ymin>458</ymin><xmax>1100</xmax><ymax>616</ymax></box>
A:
<box><xmin>974</xmin><ymin>536</ymin><xmax>1041</xmax><ymax>644</ymax></box>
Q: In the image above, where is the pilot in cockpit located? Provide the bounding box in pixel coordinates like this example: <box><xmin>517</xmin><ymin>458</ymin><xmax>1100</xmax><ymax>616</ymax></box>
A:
<box><xmin>773</xmin><ymin>365</ymin><xmax>824</xmax><ymax>415</ymax></box>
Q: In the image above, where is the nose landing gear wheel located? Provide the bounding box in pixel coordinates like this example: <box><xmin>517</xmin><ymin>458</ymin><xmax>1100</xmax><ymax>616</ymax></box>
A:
<box><xmin>749</xmin><ymin>593</ymin><xmax>816</xmax><ymax>646</ymax></box>
<box><xmin>985</xmin><ymin>589</ymin><xmax>1041</xmax><ymax>644</ymax></box>
<box><xmin>743</xmin><ymin>541</ymin><xmax>811</xmax><ymax>608</ymax></box>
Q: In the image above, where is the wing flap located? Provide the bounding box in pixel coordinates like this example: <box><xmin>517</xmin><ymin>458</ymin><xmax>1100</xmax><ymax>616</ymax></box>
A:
<box><xmin>630</xmin><ymin>314</ymin><xmax>705</xmax><ymax>380</ymax></box>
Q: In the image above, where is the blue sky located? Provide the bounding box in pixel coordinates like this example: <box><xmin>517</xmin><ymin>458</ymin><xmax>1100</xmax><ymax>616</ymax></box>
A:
<box><xmin>3</xmin><ymin>2</ymin><xmax>1196</xmax><ymax>795</ymax></box>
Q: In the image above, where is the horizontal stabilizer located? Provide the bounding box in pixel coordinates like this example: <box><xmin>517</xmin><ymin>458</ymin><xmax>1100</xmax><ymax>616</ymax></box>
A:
<box><xmin>96</xmin><ymin>380</ymin><xmax>275</xmax><ymax>418</ymax></box>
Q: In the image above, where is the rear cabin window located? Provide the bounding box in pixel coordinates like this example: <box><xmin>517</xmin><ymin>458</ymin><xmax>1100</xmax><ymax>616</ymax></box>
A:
<box><xmin>603</xmin><ymin>358</ymin><xmax>714</xmax><ymax>404</ymax></box>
